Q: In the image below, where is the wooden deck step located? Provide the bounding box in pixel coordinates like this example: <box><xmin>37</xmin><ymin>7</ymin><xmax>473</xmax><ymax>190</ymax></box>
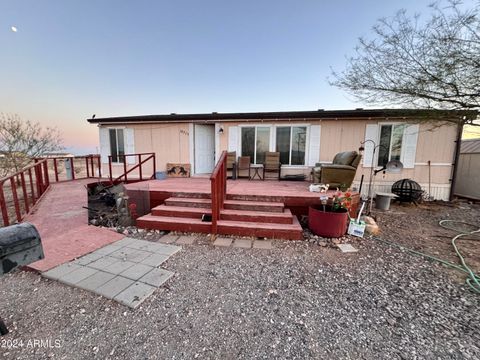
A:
<box><xmin>220</xmin><ymin>208</ymin><xmax>293</xmax><ymax>224</ymax></box>
<box><xmin>223</xmin><ymin>199</ymin><xmax>284</xmax><ymax>213</ymax></box>
<box><xmin>136</xmin><ymin>214</ymin><xmax>212</xmax><ymax>233</ymax></box>
<box><xmin>217</xmin><ymin>216</ymin><xmax>303</xmax><ymax>240</ymax></box>
<box><xmin>164</xmin><ymin>197</ymin><xmax>284</xmax><ymax>213</ymax></box>
<box><xmin>151</xmin><ymin>205</ymin><xmax>210</xmax><ymax>219</ymax></box>
<box><xmin>164</xmin><ymin>197</ymin><xmax>211</xmax><ymax>208</ymax></box>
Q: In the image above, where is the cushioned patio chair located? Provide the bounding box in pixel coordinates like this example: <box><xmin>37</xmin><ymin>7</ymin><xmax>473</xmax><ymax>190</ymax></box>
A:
<box><xmin>263</xmin><ymin>152</ymin><xmax>281</xmax><ymax>180</ymax></box>
<box><xmin>237</xmin><ymin>156</ymin><xmax>251</xmax><ymax>179</ymax></box>
<box><xmin>312</xmin><ymin>151</ymin><xmax>361</xmax><ymax>189</ymax></box>
<box><xmin>226</xmin><ymin>151</ymin><xmax>237</xmax><ymax>179</ymax></box>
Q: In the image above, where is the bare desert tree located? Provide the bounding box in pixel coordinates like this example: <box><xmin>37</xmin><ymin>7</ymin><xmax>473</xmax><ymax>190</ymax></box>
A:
<box><xmin>0</xmin><ymin>114</ymin><xmax>63</xmax><ymax>177</ymax></box>
<box><xmin>331</xmin><ymin>0</ymin><xmax>480</xmax><ymax>125</ymax></box>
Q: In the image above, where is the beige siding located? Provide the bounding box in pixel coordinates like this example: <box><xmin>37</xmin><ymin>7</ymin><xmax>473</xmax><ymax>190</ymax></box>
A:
<box><xmin>455</xmin><ymin>153</ymin><xmax>480</xmax><ymax>199</ymax></box>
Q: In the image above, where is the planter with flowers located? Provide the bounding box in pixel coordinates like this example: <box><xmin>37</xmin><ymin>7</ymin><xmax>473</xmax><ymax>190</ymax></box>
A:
<box><xmin>308</xmin><ymin>185</ymin><xmax>352</xmax><ymax>238</ymax></box>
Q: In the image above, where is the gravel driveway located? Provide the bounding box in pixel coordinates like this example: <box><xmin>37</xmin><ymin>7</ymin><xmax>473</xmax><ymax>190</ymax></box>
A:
<box><xmin>1</xmin><ymin>203</ymin><xmax>479</xmax><ymax>359</ymax></box>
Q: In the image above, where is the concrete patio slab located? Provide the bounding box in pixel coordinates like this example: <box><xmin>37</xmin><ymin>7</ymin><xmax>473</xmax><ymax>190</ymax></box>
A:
<box><xmin>76</xmin><ymin>271</ymin><xmax>116</xmax><ymax>292</ymax></box>
<box><xmin>59</xmin><ymin>266</ymin><xmax>99</xmax><ymax>286</ymax></box>
<box><xmin>42</xmin><ymin>238</ymin><xmax>180</xmax><ymax>308</ymax></box>
<box><xmin>232</xmin><ymin>239</ymin><xmax>252</xmax><ymax>249</ymax></box>
<box><xmin>88</xmin><ymin>256</ymin><xmax>120</xmax><ymax>271</ymax></box>
<box><xmin>114</xmin><ymin>282</ymin><xmax>157</xmax><ymax>309</ymax></box>
<box><xmin>154</xmin><ymin>244</ymin><xmax>182</xmax><ymax>256</ymax></box>
<box><xmin>120</xmin><ymin>264</ymin><xmax>154</xmax><ymax>281</ymax></box>
<box><xmin>158</xmin><ymin>234</ymin><xmax>179</xmax><ymax>244</ymax></box>
<box><xmin>139</xmin><ymin>268</ymin><xmax>174</xmax><ymax>287</ymax></box>
<box><xmin>213</xmin><ymin>237</ymin><xmax>233</xmax><ymax>247</ymax></box>
<box><xmin>73</xmin><ymin>252</ymin><xmax>104</xmax><ymax>266</ymax></box>
<box><xmin>94</xmin><ymin>276</ymin><xmax>135</xmax><ymax>299</ymax></box>
<box><xmin>253</xmin><ymin>240</ymin><xmax>273</xmax><ymax>250</ymax></box>
<box><xmin>176</xmin><ymin>235</ymin><xmax>196</xmax><ymax>245</ymax></box>
<box><xmin>141</xmin><ymin>253</ymin><xmax>170</xmax><ymax>267</ymax></box>
<box><xmin>43</xmin><ymin>263</ymin><xmax>83</xmax><ymax>281</ymax></box>
<box><xmin>337</xmin><ymin>244</ymin><xmax>359</xmax><ymax>253</ymax></box>
<box><xmin>103</xmin><ymin>260</ymin><xmax>137</xmax><ymax>275</ymax></box>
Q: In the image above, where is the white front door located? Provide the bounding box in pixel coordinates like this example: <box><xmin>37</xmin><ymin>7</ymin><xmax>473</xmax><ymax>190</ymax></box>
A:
<box><xmin>194</xmin><ymin>124</ymin><xmax>216</xmax><ymax>174</ymax></box>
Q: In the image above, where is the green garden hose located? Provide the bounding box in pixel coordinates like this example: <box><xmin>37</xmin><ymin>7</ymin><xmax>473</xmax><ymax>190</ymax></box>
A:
<box><xmin>371</xmin><ymin>219</ymin><xmax>480</xmax><ymax>294</ymax></box>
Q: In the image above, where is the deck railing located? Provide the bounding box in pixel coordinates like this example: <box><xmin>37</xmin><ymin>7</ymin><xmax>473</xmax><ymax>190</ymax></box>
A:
<box><xmin>0</xmin><ymin>155</ymin><xmax>101</xmax><ymax>227</ymax></box>
<box><xmin>210</xmin><ymin>151</ymin><xmax>227</xmax><ymax>233</ymax></box>
<box><xmin>108</xmin><ymin>153</ymin><xmax>156</xmax><ymax>183</ymax></box>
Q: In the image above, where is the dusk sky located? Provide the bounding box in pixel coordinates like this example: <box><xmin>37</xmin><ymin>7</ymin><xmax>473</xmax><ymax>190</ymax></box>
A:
<box><xmin>2</xmin><ymin>0</ymin><xmax>475</xmax><ymax>154</ymax></box>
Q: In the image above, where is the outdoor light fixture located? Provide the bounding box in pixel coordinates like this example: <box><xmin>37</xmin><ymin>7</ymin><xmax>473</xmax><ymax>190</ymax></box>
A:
<box><xmin>360</xmin><ymin>140</ymin><xmax>404</xmax><ymax>214</ymax></box>
<box><xmin>218</xmin><ymin>127</ymin><xmax>224</xmax><ymax>134</ymax></box>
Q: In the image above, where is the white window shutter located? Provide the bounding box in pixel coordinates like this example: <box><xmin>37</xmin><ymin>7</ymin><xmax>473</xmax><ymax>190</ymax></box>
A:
<box><xmin>124</xmin><ymin>128</ymin><xmax>136</xmax><ymax>165</ymax></box>
<box><xmin>401</xmin><ymin>124</ymin><xmax>419</xmax><ymax>169</ymax></box>
<box><xmin>228</xmin><ymin>126</ymin><xmax>238</xmax><ymax>152</ymax></box>
<box><xmin>99</xmin><ymin>127</ymin><xmax>110</xmax><ymax>164</ymax></box>
<box><xmin>307</xmin><ymin>125</ymin><xmax>321</xmax><ymax>166</ymax></box>
<box><xmin>363</xmin><ymin>124</ymin><xmax>379</xmax><ymax>167</ymax></box>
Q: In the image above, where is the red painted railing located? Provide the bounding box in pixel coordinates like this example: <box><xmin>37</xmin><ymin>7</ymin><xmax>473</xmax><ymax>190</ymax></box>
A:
<box><xmin>210</xmin><ymin>151</ymin><xmax>227</xmax><ymax>233</ymax></box>
<box><xmin>0</xmin><ymin>155</ymin><xmax>101</xmax><ymax>227</ymax></box>
<box><xmin>108</xmin><ymin>153</ymin><xmax>156</xmax><ymax>183</ymax></box>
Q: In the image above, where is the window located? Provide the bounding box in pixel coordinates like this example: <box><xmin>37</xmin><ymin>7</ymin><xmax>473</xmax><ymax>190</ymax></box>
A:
<box><xmin>276</xmin><ymin>126</ymin><xmax>307</xmax><ymax>165</ymax></box>
<box><xmin>241</xmin><ymin>126</ymin><xmax>270</xmax><ymax>164</ymax></box>
<box><xmin>109</xmin><ymin>128</ymin><xmax>125</xmax><ymax>163</ymax></box>
<box><xmin>377</xmin><ymin>124</ymin><xmax>405</xmax><ymax>166</ymax></box>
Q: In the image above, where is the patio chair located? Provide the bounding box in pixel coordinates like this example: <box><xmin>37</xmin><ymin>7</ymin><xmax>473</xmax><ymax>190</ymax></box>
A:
<box><xmin>312</xmin><ymin>151</ymin><xmax>361</xmax><ymax>189</ymax></box>
<box><xmin>237</xmin><ymin>156</ymin><xmax>251</xmax><ymax>179</ymax></box>
<box><xmin>226</xmin><ymin>151</ymin><xmax>237</xmax><ymax>179</ymax></box>
<box><xmin>263</xmin><ymin>152</ymin><xmax>281</xmax><ymax>180</ymax></box>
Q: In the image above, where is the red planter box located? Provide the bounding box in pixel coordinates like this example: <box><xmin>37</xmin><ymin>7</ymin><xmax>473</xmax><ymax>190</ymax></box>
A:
<box><xmin>308</xmin><ymin>205</ymin><xmax>348</xmax><ymax>238</ymax></box>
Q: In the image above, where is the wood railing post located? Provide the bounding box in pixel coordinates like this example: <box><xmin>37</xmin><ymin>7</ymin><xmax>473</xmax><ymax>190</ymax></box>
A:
<box><xmin>28</xmin><ymin>168</ymin><xmax>35</xmax><ymax>205</ymax></box>
<box><xmin>85</xmin><ymin>157</ymin><xmax>90</xmax><ymax>178</ymax></box>
<box><xmin>0</xmin><ymin>183</ymin><xmax>9</xmax><ymax>226</ymax></box>
<box><xmin>42</xmin><ymin>160</ymin><xmax>50</xmax><ymax>188</ymax></box>
<box><xmin>70</xmin><ymin>157</ymin><xmax>75</xmax><ymax>180</ymax></box>
<box><xmin>152</xmin><ymin>154</ymin><xmax>156</xmax><ymax>178</ymax></box>
<box><xmin>35</xmin><ymin>163</ymin><xmax>43</xmax><ymax>196</ymax></box>
<box><xmin>138</xmin><ymin>154</ymin><xmax>142</xmax><ymax>180</ymax></box>
<box><xmin>98</xmin><ymin>156</ymin><xmax>102</xmax><ymax>178</ymax></box>
<box><xmin>108</xmin><ymin>156</ymin><xmax>113</xmax><ymax>181</ymax></box>
<box><xmin>211</xmin><ymin>177</ymin><xmax>217</xmax><ymax>233</ymax></box>
<box><xmin>123</xmin><ymin>156</ymin><xmax>128</xmax><ymax>183</ymax></box>
<box><xmin>53</xmin><ymin>158</ymin><xmax>59</xmax><ymax>182</ymax></box>
<box><xmin>10</xmin><ymin>177</ymin><xmax>21</xmax><ymax>223</ymax></box>
<box><xmin>20</xmin><ymin>172</ymin><xmax>29</xmax><ymax>213</ymax></box>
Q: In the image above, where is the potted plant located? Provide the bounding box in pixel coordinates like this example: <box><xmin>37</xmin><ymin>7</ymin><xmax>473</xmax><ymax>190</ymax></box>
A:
<box><xmin>308</xmin><ymin>186</ymin><xmax>352</xmax><ymax>238</ymax></box>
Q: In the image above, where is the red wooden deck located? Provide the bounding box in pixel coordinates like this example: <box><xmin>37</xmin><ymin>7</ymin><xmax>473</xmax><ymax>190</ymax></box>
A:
<box><xmin>25</xmin><ymin>179</ymin><xmax>124</xmax><ymax>272</ymax></box>
<box><xmin>125</xmin><ymin>178</ymin><xmax>358</xmax><ymax>216</ymax></box>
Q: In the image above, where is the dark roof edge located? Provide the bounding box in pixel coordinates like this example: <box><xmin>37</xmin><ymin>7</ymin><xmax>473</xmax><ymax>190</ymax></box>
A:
<box><xmin>87</xmin><ymin>108</ymin><xmax>478</xmax><ymax>124</ymax></box>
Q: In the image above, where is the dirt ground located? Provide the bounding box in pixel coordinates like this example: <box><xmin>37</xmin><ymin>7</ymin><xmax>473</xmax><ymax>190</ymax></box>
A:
<box><xmin>0</xmin><ymin>201</ymin><xmax>479</xmax><ymax>359</ymax></box>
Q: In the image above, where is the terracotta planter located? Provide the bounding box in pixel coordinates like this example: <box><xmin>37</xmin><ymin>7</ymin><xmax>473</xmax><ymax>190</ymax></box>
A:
<box><xmin>308</xmin><ymin>205</ymin><xmax>348</xmax><ymax>238</ymax></box>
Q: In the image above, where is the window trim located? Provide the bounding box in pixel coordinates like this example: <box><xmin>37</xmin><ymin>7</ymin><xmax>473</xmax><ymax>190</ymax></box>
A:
<box><xmin>107</xmin><ymin>127</ymin><xmax>126</xmax><ymax>164</ymax></box>
<box><xmin>377</xmin><ymin>122</ymin><xmax>406</xmax><ymax>166</ymax></box>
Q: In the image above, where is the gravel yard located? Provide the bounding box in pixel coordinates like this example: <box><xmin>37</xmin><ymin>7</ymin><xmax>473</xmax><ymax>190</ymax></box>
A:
<box><xmin>1</xmin><ymin>201</ymin><xmax>479</xmax><ymax>359</ymax></box>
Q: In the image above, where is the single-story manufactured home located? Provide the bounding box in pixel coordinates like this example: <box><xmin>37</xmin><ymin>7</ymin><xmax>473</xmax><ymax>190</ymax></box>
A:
<box><xmin>87</xmin><ymin>109</ymin><xmax>474</xmax><ymax>201</ymax></box>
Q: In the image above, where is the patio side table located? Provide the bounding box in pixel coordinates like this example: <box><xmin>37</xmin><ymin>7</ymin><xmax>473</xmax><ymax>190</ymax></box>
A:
<box><xmin>249</xmin><ymin>164</ymin><xmax>264</xmax><ymax>180</ymax></box>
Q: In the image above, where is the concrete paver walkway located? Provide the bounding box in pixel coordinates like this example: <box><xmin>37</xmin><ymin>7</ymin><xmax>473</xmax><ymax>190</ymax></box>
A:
<box><xmin>43</xmin><ymin>237</ymin><xmax>181</xmax><ymax>308</ymax></box>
